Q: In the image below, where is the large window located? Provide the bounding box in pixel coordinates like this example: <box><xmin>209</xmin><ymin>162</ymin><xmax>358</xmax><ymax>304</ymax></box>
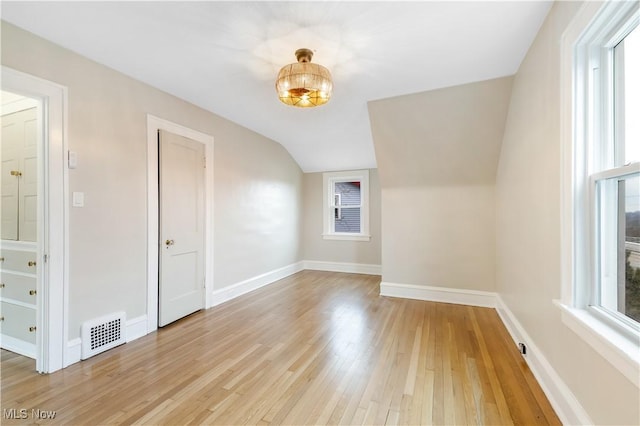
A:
<box><xmin>583</xmin><ymin>9</ymin><xmax>640</xmax><ymax>329</ymax></box>
<box><xmin>322</xmin><ymin>170</ymin><xmax>370</xmax><ymax>241</ymax></box>
<box><xmin>560</xmin><ymin>1</ymin><xmax>639</xmax><ymax>385</ymax></box>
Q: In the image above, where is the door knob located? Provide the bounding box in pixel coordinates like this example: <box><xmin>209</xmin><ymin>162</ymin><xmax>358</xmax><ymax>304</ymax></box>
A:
<box><xmin>28</xmin><ymin>261</ymin><xmax>37</xmax><ymax>267</ymax></box>
<box><xmin>165</xmin><ymin>239</ymin><xmax>175</xmax><ymax>247</ymax></box>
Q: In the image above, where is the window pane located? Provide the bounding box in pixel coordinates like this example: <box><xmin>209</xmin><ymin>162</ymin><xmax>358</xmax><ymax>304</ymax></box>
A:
<box><xmin>597</xmin><ymin>173</ymin><xmax>640</xmax><ymax>323</ymax></box>
<box><xmin>616</xmin><ymin>25</ymin><xmax>640</xmax><ymax>164</ymax></box>
<box><xmin>334</xmin><ymin>207</ymin><xmax>360</xmax><ymax>233</ymax></box>
<box><xmin>625</xmin><ymin>174</ymin><xmax>640</xmax><ymax>322</ymax></box>
<box><xmin>334</xmin><ymin>181</ymin><xmax>361</xmax><ymax>206</ymax></box>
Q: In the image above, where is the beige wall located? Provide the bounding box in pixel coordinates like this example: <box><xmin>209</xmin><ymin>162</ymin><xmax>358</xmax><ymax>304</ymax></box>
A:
<box><xmin>369</xmin><ymin>77</ymin><xmax>512</xmax><ymax>291</ymax></box>
<box><xmin>1</xmin><ymin>22</ymin><xmax>303</xmax><ymax>339</ymax></box>
<box><xmin>302</xmin><ymin>170</ymin><xmax>381</xmax><ymax>265</ymax></box>
<box><xmin>496</xmin><ymin>2</ymin><xmax>639</xmax><ymax>424</ymax></box>
<box><xmin>380</xmin><ymin>185</ymin><xmax>496</xmax><ymax>290</ymax></box>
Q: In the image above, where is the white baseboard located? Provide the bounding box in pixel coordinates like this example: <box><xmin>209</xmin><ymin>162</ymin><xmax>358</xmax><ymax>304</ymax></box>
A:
<box><xmin>1</xmin><ymin>334</ymin><xmax>36</xmax><ymax>359</ymax></box>
<box><xmin>126</xmin><ymin>315</ymin><xmax>148</xmax><ymax>342</ymax></box>
<box><xmin>495</xmin><ymin>295</ymin><xmax>592</xmax><ymax>426</ymax></box>
<box><xmin>210</xmin><ymin>261</ymin><xmax>305</xmax><ymax>308</ymax></box>
<box><xmin>66</xmin><ymin>338</ymin><xmax>81</xmax><ymax>366</ymax></box>
<box><xmin>380</xmin><ymin>281</ymin><xmax>497</xmax><ymax>308</ymax></box>
<box><xmin>303</xmin><ymin>260</ymin><xmax>381</xmax><ymax>275</ymax></box>
<box><xmin>64</xmin><ymin>314</ymin><xmax>149</xmax><ymax>367</ymax></box>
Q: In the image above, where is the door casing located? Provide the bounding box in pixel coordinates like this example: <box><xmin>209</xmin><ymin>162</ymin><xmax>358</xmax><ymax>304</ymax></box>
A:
<box><xmin>146</xmin><ymin>115</ymin><xmax>214</xmax><ymax>333</ymax></box>
<box><xmin>2</xmin><ymin>66</ymin><xmax>68</xmax><ymax>373</ymax></box>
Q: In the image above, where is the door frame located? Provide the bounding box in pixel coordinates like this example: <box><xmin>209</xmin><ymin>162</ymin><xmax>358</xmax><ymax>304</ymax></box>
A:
<box><xmin>2</xmin><ymin>66</ymin><xmax>68</xmax><ymax>373</ymax></box>
<box><xmin>146</xmin><ymin>115</ymin><xmax>214</xmax><ymax>333</ymax></box>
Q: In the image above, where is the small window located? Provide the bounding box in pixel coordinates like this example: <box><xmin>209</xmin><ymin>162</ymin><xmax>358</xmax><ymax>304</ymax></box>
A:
<box><xmin>323</xmin><ymin>170</ymin><xmax>370</xmax><ymax>241</ymax></box>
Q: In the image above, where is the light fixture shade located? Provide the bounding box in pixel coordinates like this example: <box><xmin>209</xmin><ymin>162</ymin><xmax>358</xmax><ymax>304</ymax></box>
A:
<box><xmin>275</xmin><ymin>48</ymin><xmax>333</xmax><ymax>108</ymax></box>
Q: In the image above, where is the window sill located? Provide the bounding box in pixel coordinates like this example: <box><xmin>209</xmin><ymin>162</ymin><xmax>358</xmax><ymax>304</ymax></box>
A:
<box><xmin>553</xmin><ymin>300</ymin><xmax>640</xmax><ymax>388</ymax></box>
<box><xmin>322</xmin><ymin>234</ymin><xmax>371</xmax><ymax>242</ymax></box>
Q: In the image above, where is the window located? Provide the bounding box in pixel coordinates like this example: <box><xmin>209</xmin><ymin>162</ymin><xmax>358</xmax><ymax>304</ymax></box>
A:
<box><xmin>559</xmin><ymin>0</ymin><xmax>639</xmax><ymax>386</ymax></box>
<box><xmin>580</xmin><ymin>8</ymin><xmax>640</xmax><ymax>330</ymax></box>
<box><xmin>322</xmin><ymin>170</ymin><xmax>370</xmax><ymax>241</ymax></box>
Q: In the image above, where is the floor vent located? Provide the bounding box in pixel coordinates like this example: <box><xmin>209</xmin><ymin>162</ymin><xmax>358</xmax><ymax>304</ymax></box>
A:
<box><xmin>81</xmin><ymin>312</ymin><xmax>126</xmax><ymax>360</ymax></box>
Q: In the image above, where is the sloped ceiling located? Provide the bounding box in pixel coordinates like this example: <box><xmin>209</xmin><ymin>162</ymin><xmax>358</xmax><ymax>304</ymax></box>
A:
<box><xmin>368</xmin><ymin>76</ymin><xmax>514</xmax><ymax>188</ymax></box>
<box><xmin>0</xmin><ymin>1</ymin><xmax>552</xmax><ymax>172</ymax></box>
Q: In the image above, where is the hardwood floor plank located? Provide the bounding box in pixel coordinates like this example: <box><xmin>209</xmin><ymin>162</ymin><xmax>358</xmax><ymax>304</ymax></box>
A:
<box><xmin>0</xmin><ymin>271</ymin><xmax>559</xmax><ymax>425</ymax></box>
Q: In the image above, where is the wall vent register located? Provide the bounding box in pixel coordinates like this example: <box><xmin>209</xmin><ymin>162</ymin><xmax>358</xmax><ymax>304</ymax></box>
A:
<box><xmin>81</xmin><ymin>312</ymin><xmax>126</xmax><ymax>359</ymax></box>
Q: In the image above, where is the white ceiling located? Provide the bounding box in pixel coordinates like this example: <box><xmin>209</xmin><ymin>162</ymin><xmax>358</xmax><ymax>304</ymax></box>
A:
<box><xmin>1</xmin><ymin>1</ymin><xmax>552</xmax><ymax>172</ymax></box>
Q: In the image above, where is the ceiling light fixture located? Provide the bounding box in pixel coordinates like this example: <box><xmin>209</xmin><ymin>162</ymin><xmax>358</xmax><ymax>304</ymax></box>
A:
<box><xmin>275</xmin><ymin>48</ymin><xmax>333</xmax><ymax>108</ymax></box>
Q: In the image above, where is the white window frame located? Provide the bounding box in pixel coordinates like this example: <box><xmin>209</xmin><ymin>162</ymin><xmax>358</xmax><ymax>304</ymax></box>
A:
<box><xmin>558</xmin><ymin>1</ymin><xmax>640</xmax><ymax>388</ymax></box>
<box><xmin>322</xmin><ymin>170</ymin><xmax>370</xmax><ymax>241</ymax></box>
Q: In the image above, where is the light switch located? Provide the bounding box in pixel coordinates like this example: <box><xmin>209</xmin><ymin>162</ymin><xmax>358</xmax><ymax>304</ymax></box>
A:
<box><xmin>72</xmin><ymin>192</ymin><xmax>84</xmax><ymax>207</ymax></box>
<box><xmin>68</xmin><ymin>151</ymin><xmax>78</xmax><ymax>169</ymax></box>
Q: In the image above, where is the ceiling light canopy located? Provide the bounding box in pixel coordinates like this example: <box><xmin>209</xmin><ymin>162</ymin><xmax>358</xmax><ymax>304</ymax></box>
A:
<box><xmin>275</xmin><ymin>48</ymin><xmax>333</xmax><ymax>108</ymax></box>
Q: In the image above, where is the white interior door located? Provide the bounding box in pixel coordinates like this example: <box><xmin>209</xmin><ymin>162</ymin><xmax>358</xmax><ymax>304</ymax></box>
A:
<box><xmin>158</xmin><ymin>130</ymin><xmax>205</xmax><ymax>327</ymax></box>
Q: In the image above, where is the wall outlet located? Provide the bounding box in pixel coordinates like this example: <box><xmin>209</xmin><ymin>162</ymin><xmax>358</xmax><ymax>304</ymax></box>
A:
<box><xmin>518</xmin><ymin>342</ymin><xmax>527</xmax><ymax>355</ymax></box>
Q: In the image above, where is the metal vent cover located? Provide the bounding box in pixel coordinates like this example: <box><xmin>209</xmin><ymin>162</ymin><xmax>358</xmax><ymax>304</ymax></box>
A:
<box><xmin>81</xmin><ymin>312</ymin><xmax>126</xmax><ymax>359</ymax></box>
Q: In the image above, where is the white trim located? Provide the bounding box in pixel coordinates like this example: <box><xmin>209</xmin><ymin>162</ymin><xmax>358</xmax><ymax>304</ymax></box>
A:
<box><xmin>0</xmin><ymin>334</ymin><xmax>36</xmax><ymax>359</ymax></box>
<box><xmin>321</xmin><ymin>234</ymin><xmax>371</xmax><ymax>242</ymax></box>
<box><xmin>146</xmin><ymin>115</ymin><xmax>214</xmax><ymax>334</ymax></box>
<box><xmin>125</xmin><ymin>315</ymin><xmax>148</xmax><ymax>343</ymax></box>
<box><xmin>303</xmin><ymin>260</ymin><xmax>381</xmax><ymax>276</ymax></box>
<box><xmin>2</xmin><ymin>66</ymin><xmax>68</xmax><ymax>374</ymax></box>
<box><xmin>496</xmin><ymin>297</ymin><xmax>593</xmax><ymax>426</ymax></box>
<box><xmin>553</xmin><ymin>300</ymin><xmax>639</xmax><ymax>388</ymax></box>
<box><xmin>591</xmin><ymin>162</ymin><xmax>640</xmax><ymax>181</ymax></box>
<box><xmin>210</xmin><ymin>262</ymin><xmax>304</xmax><ymax>307</ymax></box>
<box><xmin>322</xmin><ymin>170</ymin><xmax>370</xmax><ymax>241</ymax></box>
<box><xmin>66</xmin><ymin>338</ymin><xmax>81</xmax><ymax>365</ymax></box>
<box><xmin>380</xmin><ymin>282</ymin><xmax>496</xmax><ymax>308</ymax></box>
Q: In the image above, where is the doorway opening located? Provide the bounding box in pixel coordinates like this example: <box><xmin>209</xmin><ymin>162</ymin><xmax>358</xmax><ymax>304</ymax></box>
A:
<box><xmin>1</xmin><ymin>90</ymin><xmax>41</xmax><ymax>362</ymax></box>
<box><xmin>1</xmin><ymin>67</ymin><xmax>67</xmax><ymax>373</ymax></box>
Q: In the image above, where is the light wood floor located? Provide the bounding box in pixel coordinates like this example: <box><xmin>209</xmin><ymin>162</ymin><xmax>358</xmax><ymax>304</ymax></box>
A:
<box><xmin>1</xmin><ymin>271</ymin><xmax>560</xmax><ymax>425</ymax></box>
